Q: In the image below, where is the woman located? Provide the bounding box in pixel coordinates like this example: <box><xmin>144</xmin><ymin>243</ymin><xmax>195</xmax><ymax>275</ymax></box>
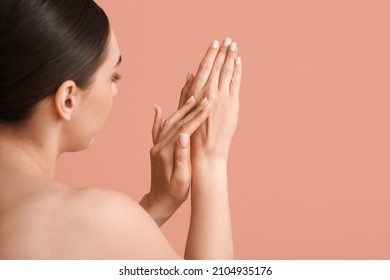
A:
<box><xmin>0</xmin><ymin>0</ymin><xmax>242</xmax><ymax>259</ymax></box>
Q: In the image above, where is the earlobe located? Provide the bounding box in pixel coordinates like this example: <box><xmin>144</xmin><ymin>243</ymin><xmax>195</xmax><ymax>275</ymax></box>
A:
<box><xmin>54</xmin><ymin>80</ymin><xmax>78</xmax><ymax>121</ymax></box>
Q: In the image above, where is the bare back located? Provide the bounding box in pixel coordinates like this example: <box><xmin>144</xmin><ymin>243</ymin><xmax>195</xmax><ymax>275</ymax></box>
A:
<box><xmin>0</xmin><ymin>177</ymin><xmax>73</xmax><ymax>258</ymax></box>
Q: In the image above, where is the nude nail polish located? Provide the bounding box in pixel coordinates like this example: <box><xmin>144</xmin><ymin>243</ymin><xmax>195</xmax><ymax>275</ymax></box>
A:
<box><xmin>179</xmin><ymin>134</ymin><xmax>189</xmax><ymax>147</ymax></box>
<box><xmin>230</xmin><ymin>42</ymin><xmax>237</xmax><ymax>52</ymax></box>
<box><xmin>186</xmin><ymin>96</ymin><xmax>195</xmax><ymax>104</ymax></box>
<box><xmin>202</xmin><ymin>103</ymin><xmax>210</xmax><ymax>111</ymax></box>
<box><xmin>236</xmin><ymin>57</ymin><xmax>241</xmax><ymax>66</ymax></box>
<box><xmin>223</xmin><ymin>38</ymin><xmax>232</xmax><ymax>47</ymax></box>
<box><xmin>199</xmin><ymin>97</ymin><xmax>208</xmax><ymax>106</ymax></box>
<box><xmin>212</xmin><ymin>40</ymin><xmax>220</xmax><ymax>49</ymax></box>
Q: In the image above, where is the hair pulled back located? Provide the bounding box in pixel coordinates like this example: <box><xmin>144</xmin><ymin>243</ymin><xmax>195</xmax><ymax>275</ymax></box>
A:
<box><xmin>0</xmin><ymin>0</ymin><xmax>110</xmax><ymax>125</ymax></box>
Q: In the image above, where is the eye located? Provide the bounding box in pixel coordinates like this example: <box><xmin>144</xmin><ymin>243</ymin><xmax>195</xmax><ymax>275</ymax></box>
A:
<box><xmin>112</xmin><ymin>73</ymin><xmax>122</xmax><ymax>83</ymax></box>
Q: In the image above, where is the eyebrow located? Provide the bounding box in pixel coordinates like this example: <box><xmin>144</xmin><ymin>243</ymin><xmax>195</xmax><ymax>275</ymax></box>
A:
<box><xmin>114</xmin><ymin>55</ymin><xmax>122</xmax><ymax>68</ymax></box>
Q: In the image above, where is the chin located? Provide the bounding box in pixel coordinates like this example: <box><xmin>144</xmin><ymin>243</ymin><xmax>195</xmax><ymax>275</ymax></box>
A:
<box><xmin>65</xmin><ymin>136</ymin><xmax>96</xmax><ymax>153</ymax></box>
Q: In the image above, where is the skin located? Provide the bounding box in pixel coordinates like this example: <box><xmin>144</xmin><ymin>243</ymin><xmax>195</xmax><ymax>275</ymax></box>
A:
<box><xmin>0</xmin><ymin>28</ymin><xmax>242</xmax><ymax>259</ymax></box>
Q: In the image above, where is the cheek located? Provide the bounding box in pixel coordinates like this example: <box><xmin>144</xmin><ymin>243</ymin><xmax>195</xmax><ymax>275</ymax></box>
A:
<box><xmin>87</xmin><ymin>84</ymin><xmax>114</xmax><ymax>125</ymax></box>
<box><xmin>67</xmin><ymin>81</ymin><xmax>115</xmax><ymax>151</ymax></box>
<box><xmin>101</xmin><ymin>85</ymin><xmax>114</xmax><ymax>115</ymax></box>
<box><xmin>98</xmin><ymin>82</ymin><xmax>114</xmax><ymax>103</ymax></box>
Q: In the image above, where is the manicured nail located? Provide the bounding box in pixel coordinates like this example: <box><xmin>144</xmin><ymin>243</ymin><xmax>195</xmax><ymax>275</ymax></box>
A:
<box><xmin>186</xmin><ymin>96</ymin><xmax>195</xmax><ymax>104</ymax></box>
<box><xmin>179</xmin><ymin>133</ymin><xmax>189</xmax><ymax>147</ymax></box>
<box><xmin>223</xmin><ymin>37</ymin><xmax>232</xmax><ymax>47</ymax></box>
<box><xmin>186</xmin><ymin>72</ymin><xmax>192</xmax><ymax>82</ymax></box>
<box><xmin>154</xmin><ymin>104</ymin><xmax>158</xmax><ymax>112</ymax></box>
<box><xmin>199</xmin><ymin>97</ymin><xmax>208</xmax><ymax>106</ymax></box>
<box><xmin>212</xmin><ymin>40</ymin><xmax>220</xmax><ymax>49</ymax></box>
<box><xmin>202</xmin><ymin>104</ymin><xmax>211</xmax><ymax>111</ymax></box>
<box><xmin>236</xmin><ymin>57</ymin><xmax>241</xmax><ymax>66</ymax></box>
<box><xmin>230</xmin><ymin>42</ymin><xmax>237</xmax><ymax>52</ymax></box>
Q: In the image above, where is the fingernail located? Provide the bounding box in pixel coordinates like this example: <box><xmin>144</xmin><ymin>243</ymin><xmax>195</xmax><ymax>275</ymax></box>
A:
<box><xmin>236</xmin><ymin>57</ymin><xmax>241</xmax><ymax>66</ymax></box>
<box><xmin>186</xmin><ymin>72</ymin><xmax>192</xmax><ymax>82</ymax></box>
<box><xmin>179</xmin><ymin>133</ymin><xmax>189</xmax><ymax>147</ymax></box>
<box><xmin>199</xmin><ymin>97</ymin><xmax>208</xmax><ymax>106</ymax></box>
<box><xmin>212</xmin><ymin>40</ymin><xmax>220</xmax><ymax>49</ymax></box>
<box><xmin>223</xmin><ymin>37</ymin><xmax>232</xmax><ymax>47</ymax></box>
<box><xmin>230</xmin><ymin>42</ymin><xmax>237</xmax><ymax>52</ymax></box>
<box><xmin>202</xmin><ymin>104</ymin><xmax>211</xmax><ymax>111</ymax></box>
<box><xmin>186</xmin><ymin>96</ymin><xmax>195</xmax><ymax>104</ymax></box>
<box><xmin>154</xmin><ymin>104</ymin><xmax>158</xmax><ymax>112</ymax></box>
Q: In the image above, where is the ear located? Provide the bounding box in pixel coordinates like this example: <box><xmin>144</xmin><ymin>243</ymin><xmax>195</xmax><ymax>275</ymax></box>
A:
<box><xmin>54</xmin><ymin>80</ymin><xmax>78</xmax><ymax>121</ymax></box>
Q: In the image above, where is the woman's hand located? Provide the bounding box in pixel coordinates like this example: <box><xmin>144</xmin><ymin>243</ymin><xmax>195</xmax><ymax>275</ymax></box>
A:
<box><xmin>179</xmin><ymin>38</ymin><xmax>242</xmax><ymax>161</ymax></box>
<box><xmin>140</xmin><ymin>76</ymin><xmax>210</xmax><ymax>226</ymax></box>
<box><xmin>183</xmin><ymin>38</ymin><xmax>242</xmax><ymax>259</ymax></box>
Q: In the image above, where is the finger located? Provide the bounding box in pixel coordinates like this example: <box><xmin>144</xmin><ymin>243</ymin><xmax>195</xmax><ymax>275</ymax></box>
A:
<box><xmin>178</xmin><ymin>72</ymin><xmax>194</xmax><ymax>109</ymax></box>
<box><xmin>230</xmin><ymin>57</ymin><xmax>242</xmax><ymax>101</ymax></box>
<box><xmin>205</xmin><ymin>37</ymin><xmax>233</xmax><ymax>89</ymax></box>
<box><xmin>170</xmin><ymin>133</ymin><xmax>191</xmax><ymax>191</ymax></box>
<box><xmin>152</xmin><ymin>105</ymin><xmax>163</xmax><ymax>145</ymax></box>
<box><xmin>158</xmin><ymin>95</ymin><xmax>196</xmax><ymax>142</ymax></box>
<box><xmin>176</xmin><ymin>101</ymin><xmax>210</xmax><ymax>136</ymax></box>
<box><xmin>157</xmin><ymin>99</ymin><xmax>210</xmax><ymax>149</ymax></box>
<box><xmin>160</xmin><ymin>98</ymin><xmax>210</xmax><ymax>148</ymax></box>
<box><xmin>218</xmin><ymin>41</ymin><xmax>238</xmax><ymax>91</ymax></box>
<box><xmin>177</xmin><ymin>97</ymin><xmax>209</xmax><ymax>127</ymax></box>
<box><xmin>191</xmin><ymin>39</ymin><xmax>220</xmax><ymax>90</ymax></box>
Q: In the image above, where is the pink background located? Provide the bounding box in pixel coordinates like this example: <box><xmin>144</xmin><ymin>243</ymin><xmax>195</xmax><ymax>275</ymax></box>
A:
<box><xmin>56</xmin><ymin>0</ymin><xmax>390</xmax><ymax>259</ymax></box>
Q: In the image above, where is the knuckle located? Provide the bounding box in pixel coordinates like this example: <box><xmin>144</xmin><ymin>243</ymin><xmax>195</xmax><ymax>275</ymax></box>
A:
<box><xmin>168</xmin><ymin>190</ymin><xmax>188</xmax><ymax>204</ymax></box>
<box><xmin>159</xmin><ymin>148</ymin><xmax>169</xmax><ymax>162</ymax></box>
<box><xmin>150</xmin><ymin>147</ymin><xmax>157</xmax><ymax>158</ymax></box>
<box><xmin>174</xmin><ymin>120</ymin><xmax>183</xmax><ymax>130</ymax></box>
<box><xmin>171</xmin><ymin>173</ymin><xmax>189</xmax><ymax>188</ymax></box>
<box><xmin>205</xmin><ymin>88</ymin><xmax>213</xmax><ymax>96</ymax></box>
<box><xmin>202</xmin><ymin>88</ymin><xmax>214</xmax><ymax>99</ymax></box>
<box><xmin>231</xmin><ymin>76</ymin><xmax>241</xmax><ymax>87</ymax></box>
<box><xmin>213</xmin><ymin>63</ymin><xmax>223</xmax><ymax>71</ymax></box>
<box><xmin>199</xmin><ymin>63</ymin><xmax>212</xmax><ymax>72</ymax></box>
<box><xmin>180</xmin><ymin>123</ymin><xmax>192</xmax><ymax>134</ymax></box>
<box><xmin>221</xmin><ymin>67</ymin><xmax>233</xmax><ymax>77</ymax></box>
<box><xmin>171</xmin><ymin>176</ymin><xmax>188</xmax><ymax>190</ymax></box>
<box><xmin>163</xmin><ymin>119</ymin><xmax>171</xmax><ymax>127</ymax></box>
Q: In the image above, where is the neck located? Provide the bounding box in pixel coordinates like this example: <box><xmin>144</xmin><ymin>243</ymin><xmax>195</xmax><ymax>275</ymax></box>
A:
<box><xmin>0</xmin><ymin>122</ymin><xmax>60</xmax><ymax>182</ymax></box>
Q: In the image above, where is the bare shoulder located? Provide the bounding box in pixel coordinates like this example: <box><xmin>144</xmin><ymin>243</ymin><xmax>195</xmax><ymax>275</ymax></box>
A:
<box><xmin>0</xmin><ymin>183</ymin><xmax>180</xmax><ymax>259</ymax></box>
<box><xmin>59</xmin><ymin>187</ymin><xmax>181</xmax><ymax>259</ymax></box>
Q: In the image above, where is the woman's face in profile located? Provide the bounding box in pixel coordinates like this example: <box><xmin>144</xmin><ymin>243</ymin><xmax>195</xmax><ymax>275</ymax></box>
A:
<box><xmin>71</xmin><ymin>29</ymin><xmax>122</xmax><ymax>148</ymax></box>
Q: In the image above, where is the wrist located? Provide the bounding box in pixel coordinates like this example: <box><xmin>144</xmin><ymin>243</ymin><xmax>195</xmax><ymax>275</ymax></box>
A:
<box><xmin>191</xmin><ymin>157</ymin><xmax>228</xmax><ymax>193</ymax></box>
<box><xmin>191</xmin><ymin>142</ymin><xmax>231</xmax><ymax>162</ymax></box>
<box><xmin>192</xmin><ymin>155</ymin><xmax>228</xmax><ymax>172</ymax></box>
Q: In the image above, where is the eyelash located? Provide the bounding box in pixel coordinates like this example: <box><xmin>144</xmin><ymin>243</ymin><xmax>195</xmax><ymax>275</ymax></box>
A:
<box><xmin>112</xmin><ymin>73</ymin><xmax>122</xmax><ymax>83</ymax></box>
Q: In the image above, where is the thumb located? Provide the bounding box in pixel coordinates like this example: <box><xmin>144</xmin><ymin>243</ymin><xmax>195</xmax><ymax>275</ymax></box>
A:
<box><xmin>171</xmin><ymin>133</ymin><xmax>190</xmax><ymax>186</ymax></box>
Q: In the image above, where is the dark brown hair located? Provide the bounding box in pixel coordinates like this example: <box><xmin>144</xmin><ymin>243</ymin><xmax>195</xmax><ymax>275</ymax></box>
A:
<box><xmin>0</xmin><ymin>0</ymin><xmax>110</xmax><ymax>125</ymax></box>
